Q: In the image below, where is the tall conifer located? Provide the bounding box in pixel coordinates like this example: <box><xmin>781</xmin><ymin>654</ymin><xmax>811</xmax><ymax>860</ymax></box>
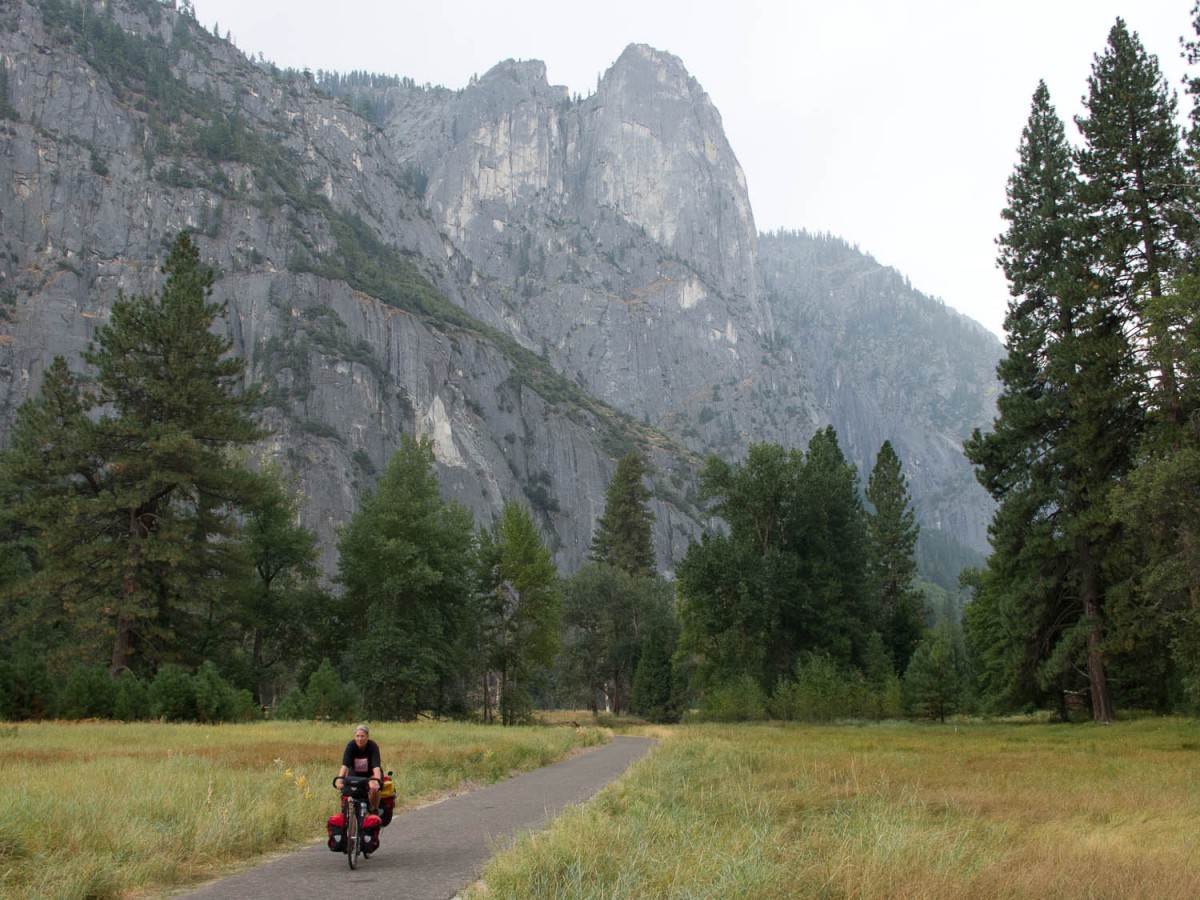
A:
<box><xmin>1075</xmin><ymin>18</ymin><xmax>1197</xmax><ymax>428</ymax></box>
<box><xmin>970</xmin><ymin>24</ymin><xmax>1197</xmax><ymax>718</ymax></box>
<box><xmin>1106</xmin><ymin>12</ymin><xmax>1200</xmax><ymax>707</ymax></box>
<box><xmin>589</xmin><ymin>451</ymin><xmax>656</xmax><ymax>578</ymax></box>
<box><xmin>865</xmin><ymin>441</ymin><xmax>924</xmax><ymax>674</ymax></box>
<box><xmin>1</xmin><ymin>234</ymin><xmax>265</xmax><ymax>675</ymax></box>
<box><xmin>966</xmin><ymin>80</ymin><xmax>1135</xmax><ymax>721</ymax></box>
<box><xmin>336</xmin><ymin>435</ymin><xmax>476</xmax><ymax>719</ymax></box>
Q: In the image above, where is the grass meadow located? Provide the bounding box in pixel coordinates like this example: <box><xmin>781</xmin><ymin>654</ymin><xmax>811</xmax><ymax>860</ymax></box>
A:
<box><xmin>5</xmin><ymin>717</ymin><xmax>1200</xmax><ymax>899</ymax></box>
<box><xmin>473</xmin><ymin>717</ymin><xmax>1200</xmax><ymax>899</ymax></box>
<box><xmin>0</xmin><ymin>719</ymin><xmax>605</xmax><ymax>899</ymax></box>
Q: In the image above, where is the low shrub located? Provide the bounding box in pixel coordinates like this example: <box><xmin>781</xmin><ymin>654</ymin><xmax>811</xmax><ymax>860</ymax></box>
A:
<box><xmin>695</xmin><ymin>675</ymin><xmax>768</xmax><ymax>722</ymax></box>
<box><xmin>768</xmin><ymin>653</ymin><xmax>903</xmax><ymax>722</ymax></box>
<box><xmin>58</xmin><ymin>664</ymin><xmax>116</xmax><ymax>719</ymax></box>
<box><xmin>275</xmin><ymin>658</ymin><xmax>358</xmax><ymax>720</ymax></box>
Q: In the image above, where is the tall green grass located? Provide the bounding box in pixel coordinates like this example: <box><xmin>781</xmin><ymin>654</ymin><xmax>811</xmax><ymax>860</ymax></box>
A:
<box><xmin>0</xmin><ymin>720</ymin><xmax>604</xmax><ymax>898</ymax></box>
<box><xmin>473</xmin><ymin>719</ymin><xmax>1200</xmax><ymax>898</ymax></box>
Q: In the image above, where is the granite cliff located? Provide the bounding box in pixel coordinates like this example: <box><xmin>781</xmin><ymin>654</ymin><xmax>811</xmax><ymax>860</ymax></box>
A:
<box><xmin>0</xmin><ymin>0</ymin><xmax>1001</xmax><ymax>579</ymax></box>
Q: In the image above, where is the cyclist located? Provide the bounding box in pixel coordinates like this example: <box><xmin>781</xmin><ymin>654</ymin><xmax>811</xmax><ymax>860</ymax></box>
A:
<box><xmin>335</xmin><ymin>723</ymin><xmax>383</xmax><ymax>813</ymax></box>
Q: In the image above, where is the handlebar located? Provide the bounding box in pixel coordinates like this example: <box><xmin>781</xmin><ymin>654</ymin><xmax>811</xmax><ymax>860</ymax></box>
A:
<box><xmin>333</xmin><ymin>775</ymin><xmax>378</xmax><ymax>795</ymax></box>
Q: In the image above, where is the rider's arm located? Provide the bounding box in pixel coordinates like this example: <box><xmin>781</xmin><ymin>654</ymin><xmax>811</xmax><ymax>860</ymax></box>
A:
<box><xmin>335</xmin><ymin>741</ymin><xmax>353</xmax><ymax>785</ymax></box>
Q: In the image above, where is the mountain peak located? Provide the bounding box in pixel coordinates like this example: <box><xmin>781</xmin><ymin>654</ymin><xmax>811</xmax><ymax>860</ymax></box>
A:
<box><xmin>479</xmin><ymin>58</ymin><xmax>549</xmax><ymax>88</ymax></box>
<box><xmin>473</xmin><ymin>57</ymin><xmax>567</xmax><ymax>103</ymax></box>
<box><xmin>604</xmin><ymin>43</ymin><xmax>708</xmax><ymax>105</ymax></box>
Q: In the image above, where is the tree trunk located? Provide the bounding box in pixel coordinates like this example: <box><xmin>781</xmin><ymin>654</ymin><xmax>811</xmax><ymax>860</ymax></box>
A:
<box><xmin>482</xmin><ymin>670</ymin><xmax>492</xmax><ymax>725</ymax></box>
<box><xmin>1083</xmin><ymin>583</ymin><xmax>1114</xmax><ymax>724</ymax></box>
<box><xmin>110</xmin><ymin>614</ymin><xmax>134</xmax><ymax>676</ymax></box>
<box><xmin>252</xmin><ymin>626</ymin><xmax>272</xmax><ymax>706</ymax></box>
<box><xmin>112</xmin><ymin>510</ymin><xmax>149</xmax><ymax>677</ymax></box>
<box><xmin>499</xmin><ymin>665</ymin><xmax>509</xmax><ymax>726</ymax></box>
<box><xmin>1076</xmin><ymin>535</ymin><xmax>1114</xmax><ymax>724</ymax></box>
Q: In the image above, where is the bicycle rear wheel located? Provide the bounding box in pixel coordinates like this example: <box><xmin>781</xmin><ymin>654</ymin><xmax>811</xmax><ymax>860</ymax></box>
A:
<box><xmin>345</xmin><ymin>800</ymin><xmax>361</xmax><ymax>870</ymax></box>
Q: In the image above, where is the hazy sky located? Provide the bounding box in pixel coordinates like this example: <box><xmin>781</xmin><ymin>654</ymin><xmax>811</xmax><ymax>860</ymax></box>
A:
<box><xmin>191</xmin><ymin>0</ymin><xmax>1195</xmax><ymax>337</ymax></box>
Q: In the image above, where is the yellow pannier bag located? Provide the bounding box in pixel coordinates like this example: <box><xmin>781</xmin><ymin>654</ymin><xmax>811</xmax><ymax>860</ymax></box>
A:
<box><xmin>380</xmin><ymin>777</ymin><xmax>395</xmax><ymax>800</ymax></box>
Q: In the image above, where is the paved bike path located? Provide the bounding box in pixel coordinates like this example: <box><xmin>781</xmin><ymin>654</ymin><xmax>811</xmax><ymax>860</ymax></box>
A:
<box><xmin>179</xmin><ymin>735</ymin><xmax>654</xmax><ymax>900</ymax></box>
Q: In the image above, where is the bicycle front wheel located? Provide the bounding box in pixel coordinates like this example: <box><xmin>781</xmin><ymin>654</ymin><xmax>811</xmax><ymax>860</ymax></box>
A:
<box><xmin>346</xmin><ymin>802</ymin><xmax>361</xmax><ymax>870</ymax></box>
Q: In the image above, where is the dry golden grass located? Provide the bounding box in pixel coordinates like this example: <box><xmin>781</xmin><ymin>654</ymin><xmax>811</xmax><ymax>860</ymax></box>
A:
<box><xmin>0</xmin><ymin>719</ymin><xmax>606</xmax><ymax>898</ymax></box>
<box><xmin>473</xmin><ymin>718</ymin><xmax>1200</xmax><ymax>899</ymax></box>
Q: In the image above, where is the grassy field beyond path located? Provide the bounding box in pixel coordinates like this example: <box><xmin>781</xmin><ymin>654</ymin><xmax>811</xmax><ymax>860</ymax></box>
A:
<box><xmin>474</xmin><ymin>719</ymin><xmax>1200</xmax><ymax>899</ymax></box>
<box><xmin>0</xmin><ymin>720</ymin><xmax>605</xmax><ymax>899</ymax></box>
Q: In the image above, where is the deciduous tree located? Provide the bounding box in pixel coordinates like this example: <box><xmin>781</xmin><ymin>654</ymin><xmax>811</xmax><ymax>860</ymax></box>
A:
<box><xmin>559</xmin><ymin>562</ymin><xmax>646</xmax><ymax>715</ymax></box>
<box><xmin>677</xmin><ymin>431</ymin><xmax>875</xmax><ymax>697</ymax></box>
<box><xmin>476</xmin><ymin>500</ymin><xmax>561</xmax><ymax>724</ymax></box>
<box><xmin>235</xmin><ymin>467</ymin><xmax>324</xmax><ymax>705</ymax></box>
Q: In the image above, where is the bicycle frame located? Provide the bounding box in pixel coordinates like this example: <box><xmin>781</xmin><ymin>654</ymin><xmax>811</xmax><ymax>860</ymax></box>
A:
<box><xmin>335</xmin><ymin>776</ymin><xmax>372</xmax><ymax>870</ymax></box>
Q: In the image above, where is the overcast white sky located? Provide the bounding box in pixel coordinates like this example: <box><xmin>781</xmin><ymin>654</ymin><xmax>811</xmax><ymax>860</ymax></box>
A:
<box><xmin>191</xmin><ymin>0</ymin><xmax>1195</xmax><ymax>337</ymax></box>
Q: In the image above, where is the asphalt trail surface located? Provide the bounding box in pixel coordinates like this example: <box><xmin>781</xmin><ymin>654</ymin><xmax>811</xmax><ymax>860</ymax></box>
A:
<box><xmin>179</xmin><ymin>735</ymin><xmax>654</xmax><ymax>900</ymax></box>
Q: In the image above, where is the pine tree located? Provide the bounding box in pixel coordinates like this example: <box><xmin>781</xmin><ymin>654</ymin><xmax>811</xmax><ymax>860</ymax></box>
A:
<box><xmin>966</xmin><ymin>80</ymin><xmax>1138</xmax><ymax>722</ymax></box>
<box><xmin>589</xmin><ymin>451</ymin><xmax>656</xmax><ymax>578</ymax></box>
<box><xmin>1</xmin><ymin>233</ymin><xmax>265</xmax><ymax>676</ymax></box>
<box><xmin>865</xmin><ymin>441</ymin><xmax>924</xmax><ymax>674</ymax></box>
<box><xmin>1076</xmin><ymin>19</ymin><xmax>1195</xmax><ymax>311</ymax></box>
<box><xmin>558</xmin><ymin>562</ymin><xmax>616</xmax><ymax>714</ymax></box>
<box><xmin>785</xmin><ymin>427</ymin><xmax>875</xmax><ymax>674</ymax></box>
<box><xmin>89</xmin><ymin>232</ymin><xmax>264</xmax><ymax>673</ymax></box>
<box><xmin>336</xmin><ymin>434</ymin><xmax>476</xmax><ymax>719</ymax></box>
<box><xmin>1074</xmin><ymin>20</ymin><xmax>1199</xmax><ymax>711</ymax></box>
<box><xmin>630</xmin><ymin>581</ymin><xmax>681</xmax><ymax>723</ymax></box>
<box><xmin>1087</xmin><ymin>12</ymin><xmax>1200</xmax><ymax>711</ymax></box>
<box><xmin>1075</xmin><ymin>18</ymin><xmax>1198</xmax><ymax>430</ymax></box>
<box><xmin>968</xmin><ymin>27</ymin><xmax>1196</xmax><ymax>718</ymax></box>
<box><xmin>1084</xmin><ymin>0</ymin><xmax>1200</xmax><ymax>711</ymax></box>
<box><xmin>903</xmin><ymin>619</ymin><xmax>964</xmax><ymax>723</ymax></box>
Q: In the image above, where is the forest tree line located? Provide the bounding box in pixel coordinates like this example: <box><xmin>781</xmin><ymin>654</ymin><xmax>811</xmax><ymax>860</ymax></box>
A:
<box><xmin>11</xmin><ymin>7</ymin><xmax>1200</xmax><ymax>727</ymax></box>
<box><xmin>0</xmin><ymin>232</ymin><xmax>957</xmax><ymax>724</ymax></box>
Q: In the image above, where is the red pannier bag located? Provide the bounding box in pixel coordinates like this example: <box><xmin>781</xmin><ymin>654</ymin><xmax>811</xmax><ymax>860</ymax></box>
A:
<box><xmin>362</xmin><ymin>813</ymin><xmax>382</xmax><ymax>854</ymax></box>
<box><xmin>326</xmin><ymin>813</ymin><xmax>346</xmax><ymax>852</ymax></box>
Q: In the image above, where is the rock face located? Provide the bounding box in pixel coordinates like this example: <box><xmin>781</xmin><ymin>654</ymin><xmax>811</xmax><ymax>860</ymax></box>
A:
<box><xmin>758</xmin><ymin>231</ymin><xmax>1001</xmax><ymax>551</ymax></box>
<box><xmin>382</xmin><ymin>45</ymin><xmax>772</xmax><ymax>445</ymax></box>
<box><xmin>0</xmin><ymin>0</ymin><xmax>1001</xmax><ymax>579</ymax></box>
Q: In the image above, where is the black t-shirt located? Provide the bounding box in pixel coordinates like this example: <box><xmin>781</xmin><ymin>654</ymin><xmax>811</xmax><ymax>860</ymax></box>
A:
<box><xmin>341</xmin><ymin>738</ymin><xmax>382</xmax><ymax>778</ymax></box>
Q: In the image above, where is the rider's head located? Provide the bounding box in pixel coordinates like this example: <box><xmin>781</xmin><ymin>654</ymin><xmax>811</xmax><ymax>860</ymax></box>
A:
<box><xmin>354</xmin><ymin>724</ymin><xmax>370</xmax><ymax>747</ymax></box>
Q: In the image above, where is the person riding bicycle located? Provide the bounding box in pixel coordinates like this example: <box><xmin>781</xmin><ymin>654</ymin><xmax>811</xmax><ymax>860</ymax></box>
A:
<box><xmin>335</xmin><ymin>723</ymin><xmax>382</xmax><ymax>813</ymax></box>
